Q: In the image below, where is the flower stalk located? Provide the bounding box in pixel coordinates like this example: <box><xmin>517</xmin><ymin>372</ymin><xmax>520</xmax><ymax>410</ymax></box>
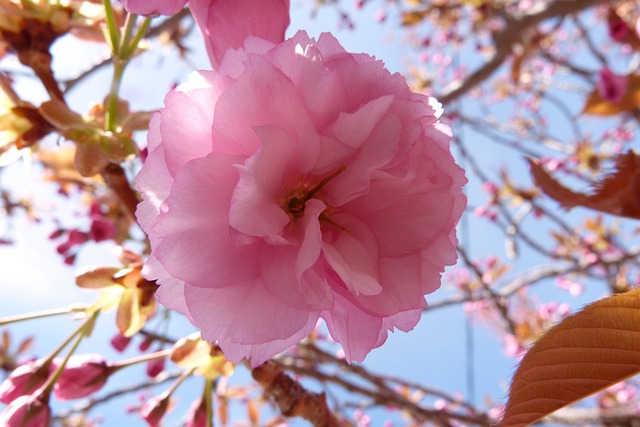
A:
<box><xmin>0</xmin><ymin>304</ymin><xmax>89</xmax><ymax>327</ymax></box>
<box><xmin>38</xmin><ymin>309</ymin><xmax>100</xmax><ymax>398</ymax></box>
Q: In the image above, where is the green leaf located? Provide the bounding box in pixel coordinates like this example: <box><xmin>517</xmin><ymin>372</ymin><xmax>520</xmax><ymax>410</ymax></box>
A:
<box><xmin>501</xmin><ymin>289</ymin><xmax>640</xmax><ymax>426</ymax></box>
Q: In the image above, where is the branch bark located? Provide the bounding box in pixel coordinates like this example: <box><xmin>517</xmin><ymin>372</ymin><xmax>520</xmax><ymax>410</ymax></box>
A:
<box><xmin>437</xmin><ymin>0</ymin><xmax>608</xmax><ymax>105</ymax></box>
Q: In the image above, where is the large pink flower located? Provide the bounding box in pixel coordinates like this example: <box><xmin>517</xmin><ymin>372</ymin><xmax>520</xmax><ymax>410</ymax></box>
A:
<box><xmin>136</xmin><ymin>31</ymin><xmax>466</xmax><ymax>366</ymax></box>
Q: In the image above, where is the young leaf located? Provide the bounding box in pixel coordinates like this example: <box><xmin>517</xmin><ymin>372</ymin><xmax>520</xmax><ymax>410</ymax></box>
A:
<box><xmin>501</xmin><ymin>289</ymin><xmax>640</xmax><ymax>426</ymax></box>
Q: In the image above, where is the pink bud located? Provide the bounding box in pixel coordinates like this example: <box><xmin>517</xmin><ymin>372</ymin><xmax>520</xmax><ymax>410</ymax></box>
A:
<box><xmin>140</xmin><ymin>394</ymin><xmax>170</xmax><ymax>426</ymax></box>
<box><xmin>145</xmin><ymin>358</ymin><xmax>165</xmax><ymax>378</ymax></box>
<box><xmin>0</xmin><ymin>360</ymin><xmax>50</xmax><ymax>404</ymax></box>
<box><xmin>110</xmin><ymin>334</ymin><xmax>132</xmax><ymax>353</ymax></box>
<box><xmin>88</xmin><ymin>216</ymin><xmax>117</xmax><ymax>242</ymax></box>
<box><xmin>0</xmin><ymin>394</ymin><xmax>51</xmax><ymax>427</ymax></box>
<box><xmin>597</xmin><ymin>68</ymin><xmax>628</xmax><ymax>103</ymax></box>
<box><xmin>139</xmin><ymin>336</ymin><xmax>153</xmax><ymax>352</ymax></box>
<box><xmin>186</xmin><ymin>398</ymin><xmax>207</xmax><ymax>427</ymax></box>
<box><xmin>53</xmin><ymin>354</ymin><xmax>111</xmax><ymax>401</ymax></box>
<box><xmin>608</xmin><ymin>13</ymin><xmax>629</xmax><ymax>42</ymax></box>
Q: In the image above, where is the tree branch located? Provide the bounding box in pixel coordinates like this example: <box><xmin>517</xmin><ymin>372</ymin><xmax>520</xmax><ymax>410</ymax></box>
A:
<box><xmin>437</xmin><ymin>0</ymin><xmax>607</xmax><ymax>105</ymax></box>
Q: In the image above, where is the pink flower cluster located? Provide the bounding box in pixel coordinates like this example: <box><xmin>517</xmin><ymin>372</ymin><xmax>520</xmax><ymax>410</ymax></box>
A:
<box><xmin>135</xmin><ymin>1</ymin><xmax>466</xmax><ymax>366</ymax></box>
<box><xmin>0</xmin><ymin>354</ymin><xmax>112</xmax><ymax>426</ymax></box>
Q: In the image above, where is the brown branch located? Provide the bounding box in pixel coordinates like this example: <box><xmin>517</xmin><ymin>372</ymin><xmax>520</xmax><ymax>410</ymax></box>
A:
<box><xmin>457</xmin><ymin>246</ymin><xmax>517</xmax><ymax>336</ymax></box>
<box><xmin>101</xmin><ymin>163</ymin><xmax>140</xmax><ymax>220</ymax></box>
<box><xmin>437</xmin><ymin>0</ymin><xmax>608</xmax><ymax>105</ymax></box>
<box><xmin>545</xmin><ymin>406</ymin><xmax>640</xmax><ymax>425</ymax></box>
<box><xmin>252</xmin><ymin>361</ymin><xmax>340</xmax><ymax>427</ymax></box>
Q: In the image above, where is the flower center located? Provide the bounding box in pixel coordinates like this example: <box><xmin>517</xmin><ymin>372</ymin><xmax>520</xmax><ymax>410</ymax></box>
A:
<box><xmin>283</xmin><ymin>166</ymin><xmax>347</xmax><ymax>230</ymax></box>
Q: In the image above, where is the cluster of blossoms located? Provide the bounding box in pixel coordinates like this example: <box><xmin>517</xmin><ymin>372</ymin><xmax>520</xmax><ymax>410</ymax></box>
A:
<box><xmin>134</xmin><ymin>0</ymin><xmax>466</xmax><ymax>365</ymax></box>
<box><xmin>0</xmin><ymin>354</ymin><xmax>112</xmax><ymax>426</ymax></box>
<box><xmin>49</xmin><ymin>202</ymin><xmax>118</xmax><ymax>264</ymax></box>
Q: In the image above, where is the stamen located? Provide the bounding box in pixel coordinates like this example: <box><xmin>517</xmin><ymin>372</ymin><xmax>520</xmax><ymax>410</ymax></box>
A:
<box><xmin>285</xmin><ymin>166</ymin><xmax>346</xmax><ymax>220</ymax></box>
<box><xmin>320</xmin><ymin>213</ymin><xmax>349</xmax><ymax>232</ymax></box>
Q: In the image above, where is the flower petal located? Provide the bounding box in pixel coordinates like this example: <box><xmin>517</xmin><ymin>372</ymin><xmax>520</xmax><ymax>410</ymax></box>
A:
<box><xmin>153</xmin><ymin>154</ymin><xmax>259</xmax><ymax>288</ymax></box>
<box><xmin>189</xmin><ymin>0</ymin><xmax>290</xmax><ymax>69</ymax></box>
<box><xmin>185</xmin><ymin>281</ymin><xmax>319</xmax><ymax>366</ymax></box>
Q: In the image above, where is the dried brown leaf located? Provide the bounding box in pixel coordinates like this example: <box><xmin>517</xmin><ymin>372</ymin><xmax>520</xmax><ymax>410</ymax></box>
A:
<box><xmin>528</xmin><ymin>151</ymin><xmax>640</xmax><ymax>219</ymax></box>
<box><xmin>583</xmin><ymin>74</ymin><xmax>640</xmax><ymax>116</ymax></box>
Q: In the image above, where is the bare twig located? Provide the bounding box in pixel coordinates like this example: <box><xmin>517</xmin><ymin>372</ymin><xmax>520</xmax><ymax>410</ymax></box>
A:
<box><xmin>437</xmin><ymin>0</ymin><xmax>607</xmax><ymax>105</ymax></box>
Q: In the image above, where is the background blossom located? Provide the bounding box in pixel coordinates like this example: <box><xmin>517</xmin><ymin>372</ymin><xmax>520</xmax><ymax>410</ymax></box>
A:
<box><xmin>136</xmin><ymin>30</ymin><xmax>466</xmax><ymax>366</ymax></box>
<box><xmin>118</xmin><ymin>0</ymin><xmax>186</xmax><ymax>16</ymax></box>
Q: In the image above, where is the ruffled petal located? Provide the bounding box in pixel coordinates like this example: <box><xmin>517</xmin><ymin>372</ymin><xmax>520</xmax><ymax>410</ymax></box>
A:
<box><xmin>153</xmin><ymin>154</ymin><xmax>259</xmax><ymax>288</ymax></box>
<box><xmin>185</xmin><ymin>280</ymin><xmax>319</xmax><ymax>366</ymax></box>
<box><xmin>189</xmin><ymin>0</ymin><xmax>290</xmax><ymax>69</ymax></box>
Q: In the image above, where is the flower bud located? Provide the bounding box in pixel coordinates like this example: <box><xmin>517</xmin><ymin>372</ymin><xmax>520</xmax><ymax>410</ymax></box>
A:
<box><xmin>145</xmin><ymin>358</ymin><xmax>165</xmax><ymax>378</ymax></box>
<box><xmin>110</xmin><ymin>334</ymin><xmax>131</xmax><ymax>352</ymax></box>
<box><xmin>186</xmin><ymin>398</ymin><xmax>207</xmax><ymax>427</ymax></box>
<box><xmin>0</xmin><ymin>360</ymin><xmax>50</xmax><ymax>404</ymax></box>
<box><xmin>140</xmin><ymin>393</ymin><xmax>171</xmax><ymax>426</ymax></box>
<box><xmin>0</xmin><ymin>394</ymin><xmax>51</xmax><ymax>427</ymax></box>
<box><xmin>597</xmin><ymin>68</ymin><xmax>628</xmax><ymax>103</ymax></box>
<box><xmin>53</xmin><ymin>354</ymin><xmax>111</xmax><ymax>401</ymax></box>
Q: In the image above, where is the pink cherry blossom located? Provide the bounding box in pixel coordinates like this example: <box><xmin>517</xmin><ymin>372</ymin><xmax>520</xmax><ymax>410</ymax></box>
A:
<box><xmin>189</xmin><ymin>0</ymin><xmax>290</xmax><ymax>69</ymax></box>
<box><xmin>597</xmin><ymin>68</ymin><xmax>628</xmax><ymax>103</ymax></box>
<box><xmin>0</xmin><ymin>394</ymin><xmax>51</xmax><ymax>427</ymax></box>
<box><xmin>136</xmin><ymin>31</ymin><xmax>466</xmax><ymax>366</ymax></box>
<box><xmin>0</xmin><ymin>360</ymin><xmax>50</xmax><ymax>404</ymax></box>
<box><xmin>119</xmin><ymin>0</ymin><xmax>186</xmax><ymax>16</ymax></box>
<box><xmin>52</xmin><ymin>354</ymin><xmax>111</xmax><ymax>401</ymax></box>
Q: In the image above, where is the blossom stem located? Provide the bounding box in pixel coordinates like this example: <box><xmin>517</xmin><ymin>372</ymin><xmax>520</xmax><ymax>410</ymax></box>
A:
<box><xmin>102</xmin><ymin>0</ymin><xmax>119</xmax><ymax>52</ymax></box>
<box><xmin>39</xmin><ymin>310</ymin><xmax>100</xmax><ymax>398</ymax></box>
<box><xmin>109</xmin><ymin>348</ymin><xmax>172</xmax><ymax>373</ymax></box>
<box><xmin>119</xmin><ymin>13</ymin><xmax>138</xmax><ymax>57</ymax></box>
<box><xmin>123</xmin><ymin>17</ymin><xmax>152</xmax><ymax>59</ymax></box>
<box><xmin>204</xmin><ymin>377</ymin><xmax>213</xmax><ymax>427</ymax></box>
<box><xmin>166</xmin><ymin>367</ymin><xmax>196</xmax><ymax>397</ymax></box>
<box><xmin>105</xmin><ymin>58</ymin><xmax>125</xmax><ymax>132</ymax></box>
<box><xmin>104</xmin><ymin>11</ymin><xmax>149</xmax><ymax>132</ymax></box>
<box><xmin>0</xmin><ymin>304</ymin><xmax>89</xmax><ymax>327</ymax></box>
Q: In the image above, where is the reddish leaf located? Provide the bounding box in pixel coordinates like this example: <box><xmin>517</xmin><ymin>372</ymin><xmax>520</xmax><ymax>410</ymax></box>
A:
<box><xmin>528</xmin><ymin>151</ymin><xmax>640</xmax><ymax>219</ymax></box>
<box><xmin>501</xmin><ymin>289</ymin><xmax>640</xmax><ymax>426</ymax></box>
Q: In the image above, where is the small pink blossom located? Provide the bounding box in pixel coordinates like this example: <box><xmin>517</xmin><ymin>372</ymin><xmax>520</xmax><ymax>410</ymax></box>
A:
<box><xmin>0</xmin><ymin>394</ymin><xmax>51</xmax><ymax>427</ymax></box>
<box><xmin>597</xmin><ymin>68</ymin><xmax>628</xmax><ymax>103</ymax></box>
<box><xmin>0</xmin><ymin>360</ymin><xmax>50</xmax><ymax>404</ymax></box>
<box><xmin>52</xmin><ymin>354</ymin><xmax>111</xmax><ymax>401</ymax></box>
<box><xmin>136</xmin><ymin>31</ymin><xmax>466</xmax><ymax>366</ymax></box>
<box><xmin>119</xmin><ymin>0</ymin><xmax>186</xmax><ymax>16</ymax></box>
